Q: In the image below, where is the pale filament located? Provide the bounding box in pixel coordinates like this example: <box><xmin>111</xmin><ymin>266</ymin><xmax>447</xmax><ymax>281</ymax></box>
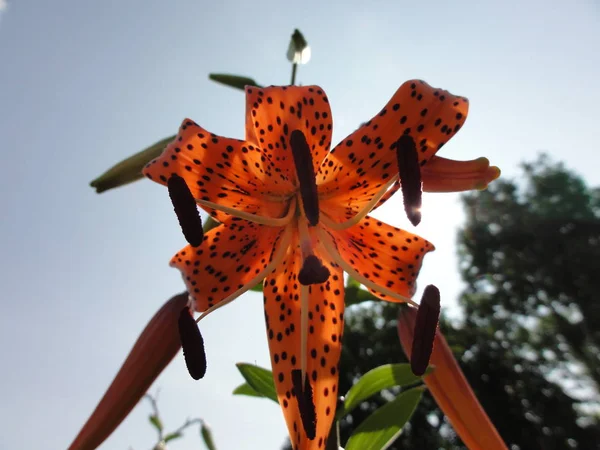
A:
<box><xmin>196</xmin><ymin>225</ymin><xmax>294</xmax><ymax>322</ymax></box>
<box><xmin>320</xmin><ymin>175</ymin><xmax>399</xmax><ymax>231</ymax></box>
<box><xmin>316</xmin><ymin>227</ymin><xmax>419</xmax><ymax>307</ymax></box>
<box><xmin>196</xmin><ymin>196</ymin><xmax>297</xmax><ymax>227</ymax></box>
<box><xmin>297</xmin><ymin>215</ymin><xmax>312</xmax><ymax>381</ymax></box>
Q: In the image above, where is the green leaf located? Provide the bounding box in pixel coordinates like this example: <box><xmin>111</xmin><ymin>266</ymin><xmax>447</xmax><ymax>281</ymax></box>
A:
<box><xmin>345</xmin><ymin>387</ymin><xmax>424</xmax><ymax>450</ymax></box>
<box><xmin>339</xmin><ymin>364</ymin><xmax>426</xmax><ymax>418</ymax></box>
<box><xmin>208</xmin><ymin>74</ymin><xmax>262</xmax><ymax>91</ymax></box>
<box><xmin>344</xmin><ymin>277</ymin><xmax>378</xmax><ymax>306</ymax></box>
<box><xmin>90</xmin><ymin>135</ymin><xmax>175</xmax><ymax>193</ymax></box>
<box><xmin>201</xmin><ymin>422</ymin><xmax>217</xmax><ymax>450</ymax></box>
<box><xmin>235</xmin><ymin>363</ymin><xmax>278</xmax><ymax>403</ymax></box>
<box><xmin>250</xmin><ymin>281</ymin><xmax>264</xmax><ymax>292</ymax></box>
<box><xmin>232</xmin><ymin>382</ymin><xmax>264</xmax><ymax>398</ymax></box>
<box><xmin>163</xmin><ymin>432</ymin><xmax>182</xmax><ymax>442</ymax></box>
<box><xmin>148</xmin><ymin>414</ymin><xmax>163</xmax><ymax>432</ymax></box>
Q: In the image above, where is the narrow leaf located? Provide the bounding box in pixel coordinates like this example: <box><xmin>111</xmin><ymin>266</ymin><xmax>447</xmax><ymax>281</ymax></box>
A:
<box><xmin>208</xmin><ymin>74</ymin><xmax>262</xmax><ymax>91</ymax></box>
<box><xmin>201</xmin><ymin>422</ymin><xmax>217</xmax><ymax>450</ymax></box>
<box><xmin>345</xmin><ymin>387</ymin><xmax>424</xmax><ymax>450</ymax></box>
<box><xmin>232</xmin><ymin>382</ymin><xmax>264</xmax><ymax>398</ymax></box>
<box><xmin>339</xmin><ymin>364</ymin><xmax>426</xmax><ymax>418</ymax></box>
<box><xmin>148</xmin><ymin>415</ymin><xmax>163</xmax><ymax>432</ymax></box>
<box><xmin>235</xmin><ymin>363</ymin><xmax>278</xmax><ymax>403</ymax></box>
<box><xmin>163</xmin><ymin>432</ymin><xmax>182</xmax><ymax>442</ymax></box>
<box><xmin>90</xmin><ymin>135</ymin><xmax>175</xmax><ymax>193</ymax></box>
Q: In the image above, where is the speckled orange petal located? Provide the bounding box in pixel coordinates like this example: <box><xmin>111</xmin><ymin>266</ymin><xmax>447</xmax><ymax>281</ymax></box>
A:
<box><xmin>245</xmin><ymin>86</ymin><xmax>333</xmax><ymax>181</ymax></box>
<box><xmin>317</xmin><ymin>80</ymin><xmax>469</xmax><ymax>209</ymax></box>
<box><xmin>170</xmin><ymin>221</ymin><xmax>285</xmax><ymax>312</ymax></box>
<box><xmin>324</xmin><ymin>216</ymin><xmax>434</xmax><ymax>299</ymax></box>
<box><xmin>143</xmin><ymin>119</ymin><xmax>293</xmax><ymax>222</ymax></box>
<box><xmin>422</xmin><ymin>155</ymin><xmax>501</xmax><ymax>192</ymax></box>
<box><xmin>264</xmin><ymin>242</ymin><xmax>344</xmax><ymax>450</ymax></box>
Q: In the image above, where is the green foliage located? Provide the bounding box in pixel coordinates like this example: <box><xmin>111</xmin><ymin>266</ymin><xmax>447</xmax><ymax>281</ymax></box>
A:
<box><xmin>338</xmin><ymin>364</ymin><xmax>426</xmax><ymax>418</ymax></box>
<box><xmin>334</xmin><ymin>155</ymin><xmax>600</xmax><ymax>449</ymax></box>
<box><xmin>149</xmin><ymin>414</ymin><xmax>163</xmax><ymax>432</ymax></box>
<box><xmin>232</xmin><ymin>382</ymin><xmax>268</xmax><ymax>399</ymax></box>
<box><xmin>90</xmin><ymin>135</ymin><xmax>175</xmax><ymax>193</ymax></box>
<box><xmin>208</xmin><ymin>73</ymin><xmax>262</xmax><ymax>90</ymax></box>
<box><xmin>235</xmin><ymin>363</ymin><xmax>279</xmax><ymax>402</ymax></box>
<box><xmin>344</xmin><ymin>387</ymin><xmax>424</xmax><ymax>450</ymax></box>
<box><xmin>201</xmin><ymin>422</ymin><xmax>217</xmax><ymax>450</ymax></box>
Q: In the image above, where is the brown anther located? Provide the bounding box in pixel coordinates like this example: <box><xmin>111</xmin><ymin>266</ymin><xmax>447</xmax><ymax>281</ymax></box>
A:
<box><xmin>168</xmin><ymin>174</ymin><xmax>204</xmax><ymax>247</ymax></box>
<box><xmin>290</xmin><ymin>130</ymin><xmax>319</xmax><ymax>226</ymax></box>
<box><xmin>298</xmin><ymin>255</ymin><xmax>330</xmax><ymax>285</ymax></box>
<box><xmin>395</xmin><ymin>135</ymin><xmax>422</xmax><ymax>226</ymax></box>
<box><xmin>410</xmin><ymin>285</ymin><xmax>441</xmax><ymax>376</ymax></box>
<box><xmin>292</xmin><ymin>369</ymin><xmax>317</xmax><ymax>439</ymax></box>
<box><xmin>177</xmin><ymin>307</ymin><xmax>207</xmax><ymax>380</ymax></box>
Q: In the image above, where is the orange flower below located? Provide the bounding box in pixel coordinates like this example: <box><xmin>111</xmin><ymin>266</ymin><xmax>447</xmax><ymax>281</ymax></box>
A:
<box><xmin>398</xmin><ymin>306</ymin><xmax>508</xmax><ymax>450</ymax></box>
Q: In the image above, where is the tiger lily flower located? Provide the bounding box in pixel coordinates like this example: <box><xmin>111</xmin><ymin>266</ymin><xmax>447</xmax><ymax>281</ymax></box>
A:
<box><xmin>136</xmin><ymin>80</ymin><xmax>499</xmax><ymax>449</ymax></box>
<box><xmin>398</xmin><ymin>306</ymin><xmax>508</xmax><ymax>450</ymax></box>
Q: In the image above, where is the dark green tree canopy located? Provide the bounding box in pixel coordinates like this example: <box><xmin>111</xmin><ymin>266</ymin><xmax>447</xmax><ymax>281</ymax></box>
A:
<box><xmin>333</xmin><ymin>155</ymin><xmax>600</xmax><ymax>450</ymax></box>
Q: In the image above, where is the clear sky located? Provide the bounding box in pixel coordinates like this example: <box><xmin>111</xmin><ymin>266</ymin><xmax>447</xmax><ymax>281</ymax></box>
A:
<box><xmin>0</xmin><ymin>1</ymin><xmax>599</xmax><ymax>449</ymax></box>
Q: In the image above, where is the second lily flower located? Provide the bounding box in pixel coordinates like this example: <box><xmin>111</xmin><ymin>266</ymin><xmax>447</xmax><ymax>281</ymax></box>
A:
<box><xmin>143</xmin><ymin>80</ymin><xmax>499</xmax><ymax>450</ymax></box>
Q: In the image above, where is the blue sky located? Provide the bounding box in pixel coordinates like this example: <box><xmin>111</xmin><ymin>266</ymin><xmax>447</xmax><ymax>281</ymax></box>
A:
<box><xmin>0</xmin><ymin>1</ymin><xmax>599</xmax><ymax>449</ymax></box>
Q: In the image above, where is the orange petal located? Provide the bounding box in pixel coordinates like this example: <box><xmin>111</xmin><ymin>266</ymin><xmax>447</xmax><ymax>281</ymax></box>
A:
<box><xmin>143</xmin><ymin>119</ymin><xmax>293</xmax><ymax>223</ymax></box>
<box><xmin>422</xmin><ymin>156</ymin><xmax>501</xmax><ymax>192</ymax></box>
<box><xmin>245</xmin><ymin>85</ymin><xmax>333</xmax><ymax>179</ymax></box>
<box><xmin>317</xmin><ymin>79</ymin><xmax>469</xmax><ymax>208</ymax></box>
<box><xmin>170</xmin><ymin>221</ymin><xmax>285</xmax><ymax>312</ymax></box>
<box><xmin>264</xmin><ymin>242</ymin><xmax>344</xmax><ymax>449</ymax></box>
<box><xmin>398</xmin><ymin>307</ymin><xmax>508</xmax><ymax>450</ymax></box>
<box><xmin>323</xmin><ymin>216</ymin><xmax>434</xmax><ymax>299</ymax></box>
<box><xmin>68</xmin><ymin>293</ymin><xmax>188</xmax><ymax>450</ymax></box>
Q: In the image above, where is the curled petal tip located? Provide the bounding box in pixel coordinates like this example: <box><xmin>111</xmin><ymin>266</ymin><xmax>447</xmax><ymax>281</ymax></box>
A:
<box><xmin>68</xmin><ymin>293</ymin><xmax>188</xmax><ymax>450</ymax></box>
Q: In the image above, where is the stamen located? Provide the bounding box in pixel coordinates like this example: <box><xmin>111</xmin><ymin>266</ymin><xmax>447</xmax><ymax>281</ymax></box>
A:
<box><xmin>299</xmin><ymin>255</ymin><xmax>330</xmax><ymax>285</ymax></box>
<box><xmin>300</xmin><ymin>284</ymin><xmax>309</xmax><ymax>382</ymax></box>
<box><xmin>410</xmin><ymin>285</ymin><xmax>440</xmax><ymax>376</ymax></box>
<box><xmin>320</xmin><ymin>175</ymin><xmax>399</xmax><ymax>231</ymax></box>
<box><xmin>168</xmin><ymin>175</ymin><xmax>204</xmax><ymax>247</ymax></box>
<box><xmin>292</xmin><ymin>369</ymin><xmax>317</xmax><ymax>439</ymax></box>
<box><xmin>196</xmin><ymin>196</ymin><xmax>297</xmax><ymax>227</ymax></box>
<box><xmin>290</xmin><ymin>130</ymin><xmax>319</xmax><ymax>226</ymax></box>
<box><xmin>196</xmin><ymin>226</ymin><xmax>294</xmax><ymax>322</ymax></box>
<box><xmin>297</xmin><ymin>217</ymin><xmax>330</xmax><ymax>286</ymax></box>
<box><xmin>178</xmin><ymin>307</ymin><xmax>207</xmax><ymax>380</ymax></box>
<box><xmin>316</xmin><ymin>228</ymin><xmax>418</xmax><ymax>307</ymax></box>
<box><xmin>396</xmin><ymin>135</ymin><xmax>422</xmax><ymax>226</ymax></box>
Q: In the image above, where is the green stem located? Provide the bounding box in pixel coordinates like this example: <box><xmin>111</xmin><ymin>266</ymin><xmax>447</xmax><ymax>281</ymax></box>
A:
<box><xmin>291</xmin><ymin>63</ymin><xmax>298</xmax><ymax>85</ymax></box>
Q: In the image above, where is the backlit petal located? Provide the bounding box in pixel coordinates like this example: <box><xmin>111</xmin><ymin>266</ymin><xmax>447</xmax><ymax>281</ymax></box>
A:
<box><xmin>143</xmin><ymin>119</ymin><xmax>293</xmax><ymax>222</ymax></box>
<box><xmin>263</xmin><ymin>241</ymin><xmax>344</xmax><ymax>449</ymax></box>
<box><xmin>422</xmin><ymin>155</ymin><xmax>501</xmax><ymax>192</ymax></box>
<box><xmin>245</xmin><ymin>85</ymin><xmax>333</xmax><ymax>181</ymax></box>
<box><xmin>317</xmin><ymin>80</ymin><xmax>469</xmax><ymax>209</ymax></box>
<box><xmin>324</xmin><ymin>216</ymin><xmax>434</xmax><ymax>299</ymax></box>
<box><xmin>171</xmin><ymin>221</ymin><xmax>285</xmax><ymax>312</ymax></box>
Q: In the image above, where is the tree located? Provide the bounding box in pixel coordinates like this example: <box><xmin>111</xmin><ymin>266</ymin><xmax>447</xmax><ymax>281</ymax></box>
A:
<box><xmin>334</xmin><ymin>155</ymin><xmax>600</xmax><ymax>449</ymax></box>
